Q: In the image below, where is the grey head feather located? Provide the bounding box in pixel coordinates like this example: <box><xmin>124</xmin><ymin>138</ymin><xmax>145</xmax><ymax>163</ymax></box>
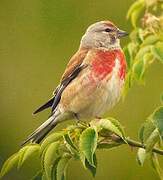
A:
<box><xmin>80</xmin><ymin>21</ymin><xmax>121</xmax><ymax>50</ymax></box>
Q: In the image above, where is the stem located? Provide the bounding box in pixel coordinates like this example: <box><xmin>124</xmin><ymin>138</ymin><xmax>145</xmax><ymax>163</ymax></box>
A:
<box><xmin>99</xmin><ymin>135</ymin><xmax>163</xmax><ymax>155</ymax></box>
<box><xmin>126</xmin><ymin>138</ymin><xmax>163</xmax><ymax>155</ymax></box>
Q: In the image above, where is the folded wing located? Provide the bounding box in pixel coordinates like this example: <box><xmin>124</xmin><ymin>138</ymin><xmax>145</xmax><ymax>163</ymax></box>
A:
<box><xmin>33</xmin><ymin>48</ymin><xmax>89</xmax><ymax>115</ymax></box>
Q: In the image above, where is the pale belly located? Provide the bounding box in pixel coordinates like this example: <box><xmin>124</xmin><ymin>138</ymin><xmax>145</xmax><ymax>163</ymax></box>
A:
<box><xmin>76</xmin><ymin>68</ymin><xmax>124</xmax><ymax>119</ymax></box>
<box><xmin>60</xmin><ymin>59</ymin><xmax>125</xmax><ymax>120</ymax></box>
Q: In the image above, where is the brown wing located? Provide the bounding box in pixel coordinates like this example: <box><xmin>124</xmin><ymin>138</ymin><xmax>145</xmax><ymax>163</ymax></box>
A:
<box><xmin>61</xmin><ymin>48</ymin><xmax>88</xmax><ymax>81</ymax></box>
<box><xmin>33</xmin><ymin>48</ymin><xmax>89</xmax><ymax>115</ymax></box>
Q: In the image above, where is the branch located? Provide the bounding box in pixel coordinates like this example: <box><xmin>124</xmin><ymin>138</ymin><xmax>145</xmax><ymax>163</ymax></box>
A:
<box><xmin>126</xmin><ymin>138</ymin><xmax>163</xmax><ymax>155</ymax></box>
<box><xmin>98</xmin><ymin>134</ymin><xmax>163</xmax><ymax>155</ymax></box>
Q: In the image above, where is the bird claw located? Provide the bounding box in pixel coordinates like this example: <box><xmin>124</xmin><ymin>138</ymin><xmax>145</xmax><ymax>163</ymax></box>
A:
<box><xmin>76</xmin><ymin>121</ymin><xmax>89</xmax><ymax>128</ymax></box>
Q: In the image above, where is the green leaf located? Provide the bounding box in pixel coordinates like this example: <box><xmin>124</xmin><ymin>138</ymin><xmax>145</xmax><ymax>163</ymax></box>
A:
<box><xmin>97</xmin><ymin>139</ymin><xmax>121</xmax><ymax>149</ymax></box>
<box><xmin>31</xmin><ymin>170</ymin><xmax>42</xmax><ymax>180</ymax></box>
<box><xmin>43</xmin><ymin>141</ymin><xmax>60</xmax><ymax>180</ymax></box>
<box><xmin>146</xmin><ymin>129</ymin><xmax>160</xmax><ymax>153</ymax></box>
<box><xmin>137</xmin><ymin>148</ymin><xmax>146</xmax><ymax>166</ymax></box>
<box><xmin>133</xmin><ymin>51</ymin><xmax>154</xmax><ymax>82</ymax></box>
<box><xmin>41</xmin><ymin>132</ymin><xmax>64</xmax><ymax>154</ymax></box>
<box><xmin>79</xmin><ymin>127</ymin><xmax>98</xmax><ymax>166</ymax></box>
<box><xmin>150</xmin><ymin>153</ymin><xmax>163</xmax><ymax>180</ymax></box>
<box><xmin>56</xmin><ymin>154</ymin><xmax>71</xmax><ymax>180</ymax></box>
<box><xmin>64</xmin><ymin>133</ymin><xmax>79</xmax><ymax>159</ymax></box>
<box><xmin>17</xmin><ymin>145</ymin><xmax>30</xmax><ymax>169</ymax></box>
<box><xmin>139</xmin><ymin>119</ymin><xmax>156</xmax><ymax>143</ymax></box>
<box><xmin>141</xmin><ymin>34</ymin><xmax>159</xmax><ymax>47</ymax></box>
<box><xmin>51</xmin><ymin>157</ymin><xmax>61</xmax><ymax>180</ymax></box>
<box><xmin>129</xmin><ymin>29</ymin><xmax>142</xmax><ymax>44</ymax></box>
<box><xmin>66</xmin><ymin>124</ymin><xmax>78</xmax><ymax>131</ymax></box>
<box><xmin>18</xmin><ymin>144</ymin><xmax>40</xmax><ymax>168</ymax></box>
<box><xmin>136</xmin><ymin>45</ymin><xmax>151</xmax><ymax>59</ymax></box>
<box><xmin>108</xmin><ymin>118</ymin><xmax>126</xmax><ymax>138</ymax></box>
<box><xmin>145</xmin><ymin>0</ymin><xmax>157</xmax><ymax>7</ymax></box>
<box><xmin>127</xmin><ymin>0</ymin><xmax>144</xmax><ymax>19</ymax></box>
<box><xmin>127</xmin><ymin>43</ymin><xmax>134</xmax><ymax>61</ymax></box>
<box><xmin>64</xmin><ymin>133</ymin><xmax>78</xmax><ymax>151</ymax></box>
<box><xmin>138</xmin><ymin>28</ymin><xmax>144</xmax><ymax>42</ymax></box>
<box><xmin>123</xmin><ymin>46</ymin><xmax>131</xmax><ymax>69</ymax></box>
<box><xmin>127</xmin><ymin>42</ymin><xmax>138</xmax><ymax>64</ymax></box>
<box><xmin>85</xmin><ymin>154</ymin><xmax>97</xmax><ymax>177</ymax></box>
<box><xmin>124</xmin><ymin>42</ymin><xmax>139</xmax><ymax>69</ymax></box>
<box><xmin>143</xmin><ymin>52</ymin><xmax>154</xmax><ymax>66</ymax></box>
<box><xmin>42</xmin><ymin>172</ymin><xmax>48</xmax><ymax>180</ymax></box>
<box><xmin>99</xmin><ymin>118</ymin><xmax>126</xmax><ymax>141</ymax></box>
<box><xmin>133</xmin><ymin>58</ymin><xmax>145</xmax><ymax>81</ymax></box>
<box><xmin>139</xmin><ymin>107</ymin><xmax>163</xmax><ymax>148</ymax></box>
<box><xmin>139</xmin><ymin>125</ymin><xmax>145</xmax><ymax>143</ymax></box>
<box><xmin>152</xmin><ymin>106</ymin><xmax>163</xmax><ymax>137</ymax></box>
<box><xmin>0</xmin><ymin>153</ymin><xmax>19</xmax><ymax>178</ymax></box>
<box><xmin>79</xmin><ymin>152</ymin><xmax>86</xmax><ymax>169</ymax></box>
<box><xmin>151</xmin><ymin>42</ymin><xmax>163</xmax><ymax>63</ymax></box>
<box><xmin>131</xmin><ymin>3</ymin><xmax>145</xmax><ymax>28</ymax></box>
<box><xmin>122</xmin><ymin>71</ymin><xmax>133</xmax><ymax>98</ymax></box>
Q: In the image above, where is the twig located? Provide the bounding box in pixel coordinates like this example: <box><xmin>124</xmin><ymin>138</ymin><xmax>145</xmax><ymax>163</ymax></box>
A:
<box><xmin>126</xmin><ymin>138</ymin><xmax>163</xmax><ymax>155</ymax></box>
<box><xmin>98</xmin><ymin>135</ymin><xmax>163</xmax><ymax>155</ymax></box>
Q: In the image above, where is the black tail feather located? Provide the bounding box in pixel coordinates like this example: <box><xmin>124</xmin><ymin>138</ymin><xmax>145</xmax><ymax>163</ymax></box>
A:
<box><xmin>21</xmin><ymin>115</ymin><xmax>57</xmax><ymax>146</ymax></box>
<box><xmin>33</xmin><ymin>97</ymin><xmax>54</xmax><ymax>115</ymax></box>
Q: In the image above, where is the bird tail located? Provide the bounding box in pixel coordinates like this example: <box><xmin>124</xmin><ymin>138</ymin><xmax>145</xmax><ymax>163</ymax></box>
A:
<box><xmin>22</xmin><ymin>113</ymin><xmax>60</xmax><ymax>146</ymax></box>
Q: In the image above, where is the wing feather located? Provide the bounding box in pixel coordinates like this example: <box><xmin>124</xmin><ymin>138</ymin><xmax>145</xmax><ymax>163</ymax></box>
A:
<box><xmin>33</xmin><ymin>48</ymin><xmax>88</xmax><ymax>115</ymax></box>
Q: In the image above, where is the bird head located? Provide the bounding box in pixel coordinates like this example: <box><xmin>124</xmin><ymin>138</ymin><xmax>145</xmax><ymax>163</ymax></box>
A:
<box><xmin>80</xmin><ymin>20</ymin><xmax>128</xmax><ymax>50</ymax></box>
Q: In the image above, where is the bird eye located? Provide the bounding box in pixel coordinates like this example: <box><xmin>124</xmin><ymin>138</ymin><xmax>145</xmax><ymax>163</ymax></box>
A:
<box><xmin>104</xmin><ymin>28</ymin><xmax>112</xmax><ymax>32</ymax></box>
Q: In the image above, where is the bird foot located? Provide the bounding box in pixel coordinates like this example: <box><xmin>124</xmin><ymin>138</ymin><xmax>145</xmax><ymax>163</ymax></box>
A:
<box><xmin>76</xmin><ymin>120</ymin><xmax>89</xmax><ymax>128</ymax></box>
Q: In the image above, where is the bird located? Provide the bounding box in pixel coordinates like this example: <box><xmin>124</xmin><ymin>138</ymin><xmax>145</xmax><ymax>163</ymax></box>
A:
<box><xmin>22</xmin><ymin>20</ymin><xmax>128</xmax><ymax>145</ymax></box>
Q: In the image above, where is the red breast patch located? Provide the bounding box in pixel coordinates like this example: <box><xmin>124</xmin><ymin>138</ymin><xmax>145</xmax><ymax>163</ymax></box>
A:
<box><xmin>91</xmin><ymin>49</ymin><xmax>126</xmax><ymax>80</ymax></box>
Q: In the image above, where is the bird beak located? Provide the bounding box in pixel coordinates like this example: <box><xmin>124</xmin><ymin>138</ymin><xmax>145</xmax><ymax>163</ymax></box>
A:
<box><xmin>117</xmin><ymin>29</ymin><xmax>128</xmax><ymax>38</ymax></box>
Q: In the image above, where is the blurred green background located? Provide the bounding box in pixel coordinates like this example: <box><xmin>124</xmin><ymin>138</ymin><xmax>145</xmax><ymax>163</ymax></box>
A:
<box><xmin>0</xmin><ymin>0</ymin><xmax>163</xmax><ymax>179</ymax></box>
